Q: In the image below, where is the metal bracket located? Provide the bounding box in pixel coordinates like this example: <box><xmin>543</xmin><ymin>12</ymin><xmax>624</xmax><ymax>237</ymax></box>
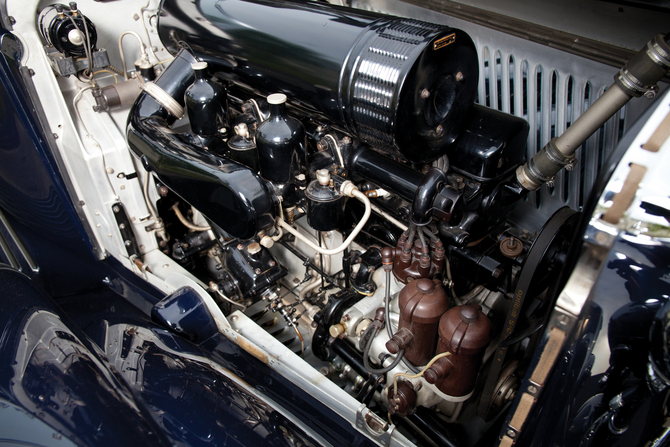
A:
<box><xmin>355</xmin><ymin>404</ymin><xmax>394</xmax><ymax>446</ymax></box>
<box><xmin>112</xmin><ymin>202</ymin><xmax>139</xmax><ymax>258</ymax></box>
<box><xmin>46</xmin><ymin>47</ymin><xmax>110</xmax><ymax>76</ymax></box>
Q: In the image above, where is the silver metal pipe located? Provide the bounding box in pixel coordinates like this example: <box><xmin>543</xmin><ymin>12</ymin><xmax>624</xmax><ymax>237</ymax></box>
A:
<box><xmin>556</xmin><ymin>84</ymin><xmax>631</xmax><ymax>156</ymax></box>
<box><xmin>516</xmin><ymin>34</ymin><xmax>670</xmax><ymax>191</ymax></box>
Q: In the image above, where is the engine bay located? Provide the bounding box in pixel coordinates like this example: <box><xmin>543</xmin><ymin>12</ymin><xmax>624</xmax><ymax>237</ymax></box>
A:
<box><xmin>5</xmin><ymin>0</ymin><xmax>670</xmax><ymax>444</ymax></box>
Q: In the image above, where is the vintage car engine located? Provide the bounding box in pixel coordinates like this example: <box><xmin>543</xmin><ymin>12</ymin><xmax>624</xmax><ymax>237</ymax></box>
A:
<box><xmin>17</xmin><ymin>0</ymin><xmax>669</xmax><ymax>444</ymax></box>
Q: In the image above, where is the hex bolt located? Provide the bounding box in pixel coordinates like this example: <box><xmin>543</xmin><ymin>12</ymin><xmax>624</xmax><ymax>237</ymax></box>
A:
<box><xmin>158</xmin><ymin>186</ymin><xmax>169</xmax><ymax>197</ymax></box>
<box><xmin>421</xmin><ymin>88</ymin><xmax>430</xmax><ymax>99</ymax></box>
<box><xmin>436</xmin><ymin>125</ymin><xmax>444</xmax><ymax>136</ymax></box>
<box><xmin>317</xmin><ymin>139</ymin><xmax>328</xmax><ymax>151</ymax></box>
<box><xmin>113</xmin><ymin>206</ymin><xmax>121</xmax><ymax>213</ymax></box>
<box><xmin>342</xmin><ymin>136</ymin><xmax>352</xmax><ymax>145</ymax></box>
<box><xmin>456</xmin><ymin>72</ymin><xmax>464</xmax><ymax>82</ymax></box>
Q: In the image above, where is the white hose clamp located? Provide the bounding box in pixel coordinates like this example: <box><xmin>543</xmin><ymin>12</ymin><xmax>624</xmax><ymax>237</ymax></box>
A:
<box><xmin>340</xmin><ymin>180</ymin><xmax>358</xmax><ymax>197</ymax></box>
<box><xmin>140</xmin><ymin>82</ymin><xmax>185</xmax><ymax>119</ymax></box>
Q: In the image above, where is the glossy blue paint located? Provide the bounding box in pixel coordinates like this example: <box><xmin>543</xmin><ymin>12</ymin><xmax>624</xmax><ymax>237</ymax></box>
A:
<box><xmin>55</xmin><ymin>281</ymin><xmax>368</xmax><ymax>446</ymax></box>
<box><xmin>0</xmin><ymin>266</ymin><xmax>172</xmax><ymax>446</ymax></box>
<box><xmin>151</xmin><ymin>286</ymin><xmax>219</xmax><ymax>343</ymax></box>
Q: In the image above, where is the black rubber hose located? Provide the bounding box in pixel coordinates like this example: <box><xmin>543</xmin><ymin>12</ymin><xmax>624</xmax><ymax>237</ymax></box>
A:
<box><xmin>405</xmin><ymin>224</ymin><xmax>416</xmax><ymax>252</ymax></box>
<box><xmin>421</xmin><ymin>225</ymin><xmax>440</xmax><ymax>243</ymax></box>
<box><xmin>417</xmin><ymin>227</ymin><xmax>429</xmax><ymax>255</ymax></box>
<box><xmin>363</xmin><ymin>325</ymin><xmax>405</xmax><ymax>374</ymax></box>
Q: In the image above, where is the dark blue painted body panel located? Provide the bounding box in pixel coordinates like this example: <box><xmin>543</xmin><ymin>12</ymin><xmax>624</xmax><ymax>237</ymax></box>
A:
<box><xmin>0</xmin><ymin>267</ymin><xmax>173</xmax><ymax>446</ymax></box>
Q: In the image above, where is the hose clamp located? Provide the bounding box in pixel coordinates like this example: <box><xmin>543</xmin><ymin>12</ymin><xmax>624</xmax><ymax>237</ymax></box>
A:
<box><xmin>140</xmin><ymin>82</ymin><xmax>185</xmax><ymax>119</ymax></box>
<box><xmin>516</xmin><ymin>163</ymin><xmax>544</xmax><ymax>191</ymax></box>
<box><xmin>544</xmin><ymin>138</ymin><xmax>575</xmax><ymax>168</ymax></box>
<box><xmin>647</xmin><ymin>36</ymin><xmax>670</xmax><ymax>70</ymax></box>
<box><xmin>616</xmin><ymin>67</ymin><xmax>657</xmax><ymax>98</ymax></box>
<box><xmin>517</xmin><ymin>139</ymin><xmax>574</xmax><ymax>191</ymax></box>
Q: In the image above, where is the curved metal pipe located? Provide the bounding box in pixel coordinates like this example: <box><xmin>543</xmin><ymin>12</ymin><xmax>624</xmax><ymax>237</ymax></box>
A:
<box><xmin>411</xmin><ymin>168</ymin><xmax>447</xmax><ymax>226</ymax></box>
<box><xmin>126</xmin><ymin>49</ymin><xmax>275</xmax><ymax>240</ymax></box>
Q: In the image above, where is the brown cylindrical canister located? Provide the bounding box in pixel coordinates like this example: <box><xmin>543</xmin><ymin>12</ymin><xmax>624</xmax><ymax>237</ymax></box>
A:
<box><xmin>427</xmin><ymin>304</ymin><xmax>491</xmax><ymax>398</ymax></box>
<box><xmin>396</xmin><ymin>278</ymin><xmax>449</xmax><ymax>365</ymax></box>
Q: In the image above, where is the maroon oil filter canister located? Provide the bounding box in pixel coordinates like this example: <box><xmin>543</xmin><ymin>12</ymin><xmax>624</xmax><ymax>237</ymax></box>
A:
<box><xmin>389</xmin><ymin>278</ymin><xmax>449</xmax><ymax>366</ymax></box>
<box><xmin>424</xmin><ymin>304</ymin><xmax>491</xmax><ymax>398</ymax></box>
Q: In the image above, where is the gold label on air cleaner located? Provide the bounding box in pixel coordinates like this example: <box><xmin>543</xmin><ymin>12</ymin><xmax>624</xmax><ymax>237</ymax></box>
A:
<box><xmin>434</xmin><ymin>33</ymin><xmax>456</xmax><ymax>50</ymax></box>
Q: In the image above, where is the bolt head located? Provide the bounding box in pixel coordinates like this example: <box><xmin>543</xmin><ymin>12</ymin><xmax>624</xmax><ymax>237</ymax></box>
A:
<box><xmin>436</xmin><ymin>125</ymin><xmax>444</xmax><ymax>136</ymax></box>
<box><xmin>420</xmin><ymin>88</ymin><xmax>430</xmax><ymax>99</ymax></box>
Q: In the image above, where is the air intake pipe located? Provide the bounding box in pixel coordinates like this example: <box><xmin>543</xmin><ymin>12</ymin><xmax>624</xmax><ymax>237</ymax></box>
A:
<box><xmin>126</xmin><ymin>50</ymin><xmax>275</xmax><ymax>240</ymax></box>
<box><xmin>157</xmin><ymin>0</ymin><xmax>478</xmax><ymax>163</ymax></box>
<box><xmin>516</xmin><ymin>32</ymin><xmax>670</xmax><ymax>191</ymax></box>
